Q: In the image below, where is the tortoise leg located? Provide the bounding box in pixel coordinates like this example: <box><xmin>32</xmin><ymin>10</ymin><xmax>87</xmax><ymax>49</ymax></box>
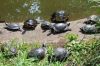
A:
<box><xmin>64</xmin><ymin>27</ymin><xmax>71</xmax><ymax>31</ymax></box>
<box><xmin>67</xmin><ymin>28</ymin><xmax>71</xmax><ymax>31</ymax></box>
<box><xmin>47</xmin><ymin>29</ymin><xmax>52</xmax><ymax>36</ymax></box>
<box><xmin>42</xmin><ymin>30</ymin><xmax>47</xmax><ymax>33</ymax></box>
<box><xmin>67</xmin><ymin>23</ymin><xmax>70</xmax><ymax>26</ymax></box>
<box><xmin>22</xmin><ymin>30</ymin><xmax>27</xmax><ymax>34</ymax></box>
<box><xmin>47</xmin><ymin>28</ymin><xmax>55</xmax><ymax>36</ymax></box>
<box><xmin>80</xmin><ymin>28</ymin><xmax>83</xmax><ymax>31</ymax></box>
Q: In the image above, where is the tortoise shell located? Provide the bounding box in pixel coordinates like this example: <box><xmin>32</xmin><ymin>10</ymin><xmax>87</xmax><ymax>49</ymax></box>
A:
<box><xmin>48</xmin><ymin>47</ymin><xmax>70</xmax><ymax>62</ymax></box>
<box><xmin>51</xmin><ymin>10</ymin><xmax>69</xmax><ymax>23</ymax></box>
<box><xmin>41</xmin><ymin>21</ymin><xmax>50</xmax><ymax>31</ymax></box>
<box><xmin>80</xmin><ymin>25</ymin><xmax>97</xmax><ymax>33</ymax></box>
<box><xmin>85</xmin><ymin>15</ymin><xmax>100</xmax><ymax>24</ymax></box>
<box><xmin>1</xmin><ymin>45</ymin><xmax>17</xmax><ymax>58</ymax></box>
<box><xmin>5</xmin><ymin>23</ymin><xmax>20</xmax><ymax>30</ymax></box>
<box><xmin>23</xmin><ymin>19</ymin><xmax>38</xmax><ymax>30</ymax></box>
<box><xmin>27</xmin><ymin>44</ymin><xmax>46</xmax><ymax>60</ymax></box>
<box><xmin>49</xmin><ymin>23</ymin><xmax>71</xmax><ymax>33</ymax></box>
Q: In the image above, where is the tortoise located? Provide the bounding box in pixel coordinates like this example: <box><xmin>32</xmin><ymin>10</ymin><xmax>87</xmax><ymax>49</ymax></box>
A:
<box><xmin>5</xmin><ymin>23</ymin><xmax>22</xmax><ymax>31</ymax></box>
<box><xmin>41</xmin><ymin>21</ymin><xmax>51</xmax><ymax>32</ymax></box>
<box><xmin>1</xmin><ymin>45</ymin><xmax>17</xmax><ymax>58</ymax></box>
<box><xmin>48</xmin><ymin>23</ymin><xmax>71</xmax><ymax>35</ymax></box>
<box><xmin>23</xmin><ymin>19</ymin><xmax>38</xmax><ymax>30</ymax></box>
<box><xmin>48</xmin><ymin>47</ymin><xmax>70</xmax><ymax>62</ymax></box>
<box><xmin>80</xmin><ymin>24</ymin><xmax>98</xmax><ymax>34</ymax></box>
<box><xmin>84</xmin><ymin>15</ymin><xmax>100</xmax><ymax>25</ymax></box>
<box><xmin>27</xmin><ymin>44</ymin><xmax>46</xmax><ymax>60</ymax></box>
<box><xmin>51</xmin><ymin>10</ymin><xmax>69</xmax><ymax>23</ymax></box>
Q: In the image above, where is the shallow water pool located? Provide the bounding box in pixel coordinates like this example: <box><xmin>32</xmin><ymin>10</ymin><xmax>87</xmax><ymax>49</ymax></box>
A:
<box><xmin>0</xmin><ymin>0</ymin><xmax>100</xmax><ymax>22</ymax></box>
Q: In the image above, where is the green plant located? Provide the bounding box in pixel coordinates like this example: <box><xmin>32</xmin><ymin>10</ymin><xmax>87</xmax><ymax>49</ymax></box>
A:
<box><xmin>0</xmin><ymin>40</ymin><xmax>67</xmax><ymax>66</ymax></box>
<box><xmin>0</xmin><ymin>38</ymin><xmax>100</xmax><ymax>66</ymax></box>
<box><xmin>96</xmin><ymin>17</ymin><xmax>100</xmax><ymax>28</ymax></box>
<box><xmin>65</xmin><ymin>33</ymin><xmax>78</xmax><ymax>42</ymax></box>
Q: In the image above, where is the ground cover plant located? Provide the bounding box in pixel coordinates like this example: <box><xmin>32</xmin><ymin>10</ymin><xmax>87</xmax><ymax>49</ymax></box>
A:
<box><xmin>0</xmin><ymin>34</ymin><xmax>100</xmax><ymax>66</ymax></box>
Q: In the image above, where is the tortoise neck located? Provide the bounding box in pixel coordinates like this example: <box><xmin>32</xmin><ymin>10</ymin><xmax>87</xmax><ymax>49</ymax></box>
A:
<box><xmin>42</xmin><ymin>44</ymin><xmax>46</xmax><ymax>48</ymax></box>
<box><xmin>5</xmin><ymin>23</ymin><xmax>8</xmax><ymax>26</ymax></box>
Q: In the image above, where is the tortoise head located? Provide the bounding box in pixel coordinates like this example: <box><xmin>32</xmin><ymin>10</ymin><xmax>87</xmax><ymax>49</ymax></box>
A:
<box><xmin>5</xmin><ymin>23</ymin><xmax>9</xmax><ymax>26</ymax></box>
<box><xmin>42</xmin><ymin>43</ymin><xmax>46</xmax><ymax>48</ymax></box>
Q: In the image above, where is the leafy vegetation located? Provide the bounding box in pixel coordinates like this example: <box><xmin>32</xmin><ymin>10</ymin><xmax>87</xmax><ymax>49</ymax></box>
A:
<box><xmin>64</xmin><ymin>33</ymin><xmax>78</xmax><ymax>42</ymax></box>
<box><xmin>88</xmin><ymin>0</ymin><xmax>100</xmax><ymax>3</ymax></box>
<box><xmin>96</xmin><ymin>16</ymin><xmax>100</xmax><ymax>29</ymax></box>
<box><xmin>0</xmin><ymin>35</ymin><xmax>100</xmax><ymax>66</ymax></box>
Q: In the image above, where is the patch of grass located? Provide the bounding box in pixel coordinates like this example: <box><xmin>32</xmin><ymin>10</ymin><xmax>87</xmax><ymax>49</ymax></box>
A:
<box><xmin>64</xmin><ymin>38</ymin><xmax>100</xmax><ymax>66</ymax></box>
<box><xmin>0</xmin><ymin>40</ymin><xmax>66</xmax><ymax>66</ymax></box>
<box><xmin>0</xmin><ymin>37</ymin><xmax>100</xmax><ymax>66</ymax></box>
<box><xmin>64</xmin><ymin>33</ymin><xmax>78</xmax><ymax>42</ymax></box>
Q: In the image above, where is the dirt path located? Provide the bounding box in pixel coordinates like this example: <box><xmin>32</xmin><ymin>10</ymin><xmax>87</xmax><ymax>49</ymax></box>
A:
<box><xmin>0</xmin><ymin>18</ymin><xmax>100</xmax><ymax>45</ymax></box>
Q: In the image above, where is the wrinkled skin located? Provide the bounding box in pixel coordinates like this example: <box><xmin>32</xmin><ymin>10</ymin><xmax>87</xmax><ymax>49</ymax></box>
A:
<box><xmin>51</xmin><ymin>10</ymin><xmax>69</xmax><ymax>23</ymax></box>
<box><xmin>48</xmin><ymin>47</ymin><xmax>70</xmax><ymax>62</ymax></box>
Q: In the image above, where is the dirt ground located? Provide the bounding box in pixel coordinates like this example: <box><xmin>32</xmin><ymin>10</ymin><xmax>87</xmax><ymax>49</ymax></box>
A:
<box><xmin>0</xmin><ymin>18</ymin><xmax>100</xmax><ymax>45</ymax></box>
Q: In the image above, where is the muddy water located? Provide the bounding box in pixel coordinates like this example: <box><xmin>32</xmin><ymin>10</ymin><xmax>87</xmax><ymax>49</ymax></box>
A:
<box><xmin>0</xmin><ymin>0</ymin><xmax>100</xmax><ymax>22</ymax></box>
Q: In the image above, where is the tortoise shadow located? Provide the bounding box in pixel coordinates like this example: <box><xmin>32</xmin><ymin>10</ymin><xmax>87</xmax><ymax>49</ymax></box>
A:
<box><xmin>21</xmin><ymin>28</ymin><xmax>36</xmax><ymax>35</ymax></box>
<box><xmin>79</xmin><ymin>30</ymin><xmax>100</xmax><ymax>35</ymax></box>
<box><xmin>47</xmin><ymin>30</ymin><xmax>71</xmax><ymax>36</ymax></box>
<box><xmin>48</xmin><ymin>52</ymin><xmax>71</xmax><ymax>63</ymax></box>
<box><xmin>83</xmin><ymin>20</ymin><xmax>96</xmax><ymax>25</ymax></box>
<box><xmin>42</xmin><ymin>30</ymin><xmax>48</xmax><ymax>33</ymax></box>
<box><xmin>0</xmin><ymin>31</ymin><xmax>3</xmax><ymax>34</ymax></box>
<box><xmin>3</xmin><ymin>54</ymin><xmax>17</xmax><ymax>59</ymax></box>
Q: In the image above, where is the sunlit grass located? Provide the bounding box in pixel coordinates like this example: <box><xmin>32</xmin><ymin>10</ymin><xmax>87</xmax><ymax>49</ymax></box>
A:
<box><xmin>0</xmin><ymin>37</ymin><xmax>100</xmax><ymax>66</ymax></box>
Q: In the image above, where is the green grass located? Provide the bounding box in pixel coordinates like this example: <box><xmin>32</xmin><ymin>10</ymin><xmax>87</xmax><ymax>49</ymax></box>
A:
<box><xmin>0</xmin><ymin>40</ymin><xmax>67</xmax><ymax>66</ymax></box>
<box><xmin>0</xmin><ymin>36</ymin><xmax>100</xmax><ymax>66</ymax></box>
